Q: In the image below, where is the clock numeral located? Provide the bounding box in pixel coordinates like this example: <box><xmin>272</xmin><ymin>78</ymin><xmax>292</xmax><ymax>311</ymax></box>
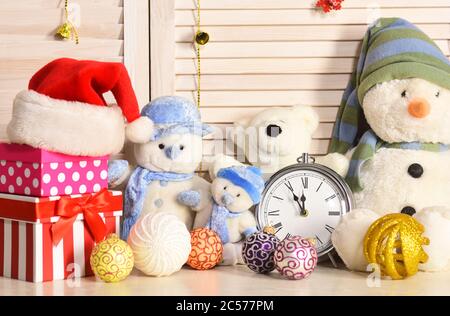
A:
<box><xmin>328</xmin><ymin>211</ymin><xmax>341</xmax><ymax>216</ymax></box>
<box><xmin>315</xmin><ymin>235</ymin><xmax>323</xmax><ymax>245</ymax></box>
<box><xmin>325</xmin><ymin>224</ymin><xmax>335</xmax><ymax>234</ymax></box>
<box><xmin>284</xmin><ymin>181</ymin><xmax>294</xmax><ymax>192</ymax></box>
<box><xmin>325</xmin><ymin>194</ymin><xmax>337</xmax><ymax>202</ymax></box>
<box><xmin>273</xmin><ymin>222</ymin><xmax>283</xmax><ymax>228</ymax></box>
<box><xmin>301</xmin><ymin>177</ymin><xmax>309</xmax><ymax>189</ymax></box>
<box><xmin>268</xmin><ymin>210</ymin><xmax>280</xmax><ymax>216</ymax></box>
<box><xmin>273</xmin><ymin>222</ymin><xmax>283</xmax><ymax>234</ymax></box>
<box><xmin>316</xmin><ymin>182</ymin><xmax>323</xmax><ymax>192</ymax></box>
<box><xmin>272</xmin><ymin>195</ymin><xmax>284</xmax><ymax>201</ymax></box>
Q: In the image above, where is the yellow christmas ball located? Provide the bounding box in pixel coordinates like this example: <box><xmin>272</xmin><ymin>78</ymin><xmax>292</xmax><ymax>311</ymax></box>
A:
<box><xmin>364</xmin><ymin>214</ymin><xmax>429</xmax><ymax>280</ymax></box>
<box><xmin>90</xmin><ymin>233</ymin><xmax>134</xmax><ymax>283</ymax></box>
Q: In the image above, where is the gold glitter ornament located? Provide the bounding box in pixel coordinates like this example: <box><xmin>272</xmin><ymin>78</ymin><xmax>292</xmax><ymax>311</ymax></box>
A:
<box><xmin>56</xmin><ymin>23</ymin><xmax>72</xmax><ymax>40</ymax></box>
<box><xmin>90</xmin><ymin>233</ymin><xmax>134</xmax><ymax>283</ymax></box>
<box><xmin>364</xmin><ymin>214</ymin><xmax>429</xmax><ymax>280</ymax></box>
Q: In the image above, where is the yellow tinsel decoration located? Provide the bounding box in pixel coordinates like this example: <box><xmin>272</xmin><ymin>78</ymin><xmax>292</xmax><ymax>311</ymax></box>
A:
<box><xmin>56</xmin><ymin>0</ymin><xmax>79</xmax><ymax>44</ymax></box>
<box><xmin>364</xmin><ymin>213</ymin><xmax>429</xmax><ymax>280</ymax></box>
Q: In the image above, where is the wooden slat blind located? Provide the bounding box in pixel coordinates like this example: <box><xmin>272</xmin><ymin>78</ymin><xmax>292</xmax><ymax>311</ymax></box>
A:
<box><xmin>0</xmin><ymin>0</ymin><xmax>125</xmax><ymax>140</ymax></box>
<box><xmin>155</xmin><ymin>0</ymin><xmax>450</xmax><ymax>166</ymax></box>
<box><xmin>0</xmin><ymin>0</ymin><xmax>149</xmax><ymax>143</ymax></box>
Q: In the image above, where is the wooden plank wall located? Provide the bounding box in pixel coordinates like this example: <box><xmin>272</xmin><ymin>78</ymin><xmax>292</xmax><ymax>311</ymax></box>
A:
<box><xmin>167</xmin><ymin>0</ymin><xmax>450</xmax><ymax>165</ymax></box>
<box><xmin>0</xmin><ymin>0</ymin><xmax>149</xmax><ymax>141</ymax></box>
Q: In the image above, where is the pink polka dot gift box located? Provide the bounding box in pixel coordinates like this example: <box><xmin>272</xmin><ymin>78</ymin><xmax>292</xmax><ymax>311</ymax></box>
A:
<box><xmin>0</xmin><ymin>143</ymin><xmax>108</xmax><ymax>197</ymax></box>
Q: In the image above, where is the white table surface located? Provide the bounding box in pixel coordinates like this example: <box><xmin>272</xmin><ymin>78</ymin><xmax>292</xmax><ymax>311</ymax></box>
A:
<box><xmin>1</xmin><ymin>264</ymin><xmax>449</xmax><ymax>296</ymax></box>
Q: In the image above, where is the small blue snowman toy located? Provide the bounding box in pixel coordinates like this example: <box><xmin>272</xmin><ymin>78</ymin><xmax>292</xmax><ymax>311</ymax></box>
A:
<box><xmin>178</xmin><ymin>163</ymin><xmax>265</xmax><ymax>265</ymax></box>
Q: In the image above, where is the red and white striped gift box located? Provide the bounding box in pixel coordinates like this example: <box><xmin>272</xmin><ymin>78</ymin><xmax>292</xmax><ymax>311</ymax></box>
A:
<box><xmin>0</xmin><ymin>190</ymin><xmax>123</xmax><ymax>282</ymax></box>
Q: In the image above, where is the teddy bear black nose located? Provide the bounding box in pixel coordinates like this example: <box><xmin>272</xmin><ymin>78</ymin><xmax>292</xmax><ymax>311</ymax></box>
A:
<box><xmin>408</xmin><ymin>163</ymin><xmax>424</xmax><ymax>178</ymax></box>
<box><xmin>401</xmin><ymin>206</ymin><xmax>416</xmax><ymax>216</ymax></box>
<box><xmin>266</xmin><ymin>124</ymin><xmax>282</xmax><ymax>137</ymax></box>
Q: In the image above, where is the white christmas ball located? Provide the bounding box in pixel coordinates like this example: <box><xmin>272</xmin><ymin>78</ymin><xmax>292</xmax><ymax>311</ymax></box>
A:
<box><xmin>127</xmin><ymin>212</ymin><xmax>191</xmax><ymax>277</ymax></box>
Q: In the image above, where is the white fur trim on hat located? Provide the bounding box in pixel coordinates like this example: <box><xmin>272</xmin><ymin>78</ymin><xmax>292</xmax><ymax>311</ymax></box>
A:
<box><xmin>208</xmin><ymin>153</ymin><xmax>244</xmax><ymax>180</ymax></box>
<box><xmin>125</xmin><ymin>116</ymin><xmax>154</xmax><ymax>144</ymax></box>
<box><xmin>7</xmin><ymin>90</ymin><xmax>125</xmax><ymax>156</ymax></box>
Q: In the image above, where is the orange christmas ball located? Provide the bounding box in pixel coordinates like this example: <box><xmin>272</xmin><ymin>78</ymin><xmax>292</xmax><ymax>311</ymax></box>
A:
<box><xmin>187</xmin><ymin>228</ymin><xmax>223</xmax><ymax>270</ymax></box>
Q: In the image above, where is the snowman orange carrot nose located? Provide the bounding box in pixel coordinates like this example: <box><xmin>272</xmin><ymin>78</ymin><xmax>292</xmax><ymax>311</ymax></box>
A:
<box><xmin>408</xmin><ymin>98</ymin><xmax>430</xmax><ymax>118</ymax></box>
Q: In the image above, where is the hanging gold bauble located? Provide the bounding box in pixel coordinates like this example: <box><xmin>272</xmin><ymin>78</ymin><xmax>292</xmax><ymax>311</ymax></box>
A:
<box><xmin>195</xmin><ymin>31</ymin><xmax>209</xmax><ymax>45</ymax></box>
<box><xmin>364</xmin><ymin>213</ymin><xmax>429</xmax><ymax>280</ymax></box>
<box><xmin>55</xmin><ymin>0</ymin><xmax>79</xmax><ymax>44</ymax></box>
<box><xmin>56</xmin><ymin>22</ymin><xmax>72</xmax><ymax>40</ymax></box>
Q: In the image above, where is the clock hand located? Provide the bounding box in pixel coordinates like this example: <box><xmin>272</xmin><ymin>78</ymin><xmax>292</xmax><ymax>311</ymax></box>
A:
<box><xmin>285</xmin><ymin>182</ymin><xmax>302</xmax><ymax>215</ymax></box>
<box><xmin>292</xmin><ymin>193</ymin><xmax>303</xmax><ymax>215</ymax></box>
<box><xmin>299</xmin><ymin>191</ymin><xmax>308</xmax><ymax>217</ymax></box>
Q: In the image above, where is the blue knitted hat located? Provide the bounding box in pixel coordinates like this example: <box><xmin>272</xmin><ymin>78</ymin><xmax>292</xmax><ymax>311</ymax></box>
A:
<box><xmin>217</xmin><ymin>166</ymin><xmax>265</xmax><ymax>204</ymax></box>
<box><xmin>140</xmin><ymin>96</ymin><xmax>212</xmax><ymax>140</ymax></box>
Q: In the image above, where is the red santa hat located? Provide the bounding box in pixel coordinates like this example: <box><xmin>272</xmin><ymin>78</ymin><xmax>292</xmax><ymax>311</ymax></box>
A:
<box><xmin>7</xmin><ymin>58</ymin><xmax>146</xmax><ymax>156</ymax></box>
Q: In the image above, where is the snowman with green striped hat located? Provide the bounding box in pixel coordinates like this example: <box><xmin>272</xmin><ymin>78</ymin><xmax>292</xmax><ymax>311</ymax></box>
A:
<box><xmin>328</xmin><ymin>18</ymin><xmax>450</xmax><ymax>272</ymax></box>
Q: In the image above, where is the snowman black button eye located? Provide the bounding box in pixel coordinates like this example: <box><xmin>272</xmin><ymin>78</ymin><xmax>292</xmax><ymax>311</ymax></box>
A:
<box><xmin>223</xmin><ymin>186</ymin><xmax>227</xmax><ymax>190</ymax></box>
<box><xmin>236</xmin><ymin>193</ymin><xmax>241</xmax><ymax>197</ymax></box>
<box><xmin>436</xmin><ymin>91</ymin><xmax>440</xmax><ymax>98</ymax></box>
<box><xmin>158</xmin><ymin>144</ymin><xmax>165</xmax><ymax>149</ymax></box>
<box><xmin>180</xmin><ymin>145</ymin><xmax>184</xmax><ymax>150</ymax></box>
<box><xmin>401</xmin><ymin>90</ymin><xmax>407</xmax><ymax>98</ymax></box>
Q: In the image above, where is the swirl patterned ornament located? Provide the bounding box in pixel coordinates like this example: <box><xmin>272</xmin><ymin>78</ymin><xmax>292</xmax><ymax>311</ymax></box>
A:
<box><xmin>187</xmin><ymin>228</ymin><xmax>223</xmax><ymax>270</ymax></box>
<box><xmin>274</xmin><ymin>236</ymin><xmax>318</xmax><ymax>280</ymax></box>
<box><xmin>127</xmin><ymin>212</ymin><xmax>191</xmax><ymax>277</ymax></box>
<box><xmin>90</xmin><ymin>233</ymin><xmax>134</xmax><ymax>283</ymax></box>
<box><xmin>242</xmin><ymin>231</ymin><xmax>280</xmax><ymax>273</ymax></box>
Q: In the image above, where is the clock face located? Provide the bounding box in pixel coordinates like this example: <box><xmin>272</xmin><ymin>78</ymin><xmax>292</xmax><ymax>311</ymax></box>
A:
<box><xmin>257</xmin><ymin>168</ymin><xmax>349</xmax><ymax>255</ymax></box>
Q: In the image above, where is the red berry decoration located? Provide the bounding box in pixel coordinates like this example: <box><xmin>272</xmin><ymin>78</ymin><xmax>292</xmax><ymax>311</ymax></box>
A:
<box><xmin>187</xmin><ymin>228</ymin><xmax>223</xmax><ymax>270</ymax></box>
<box><xmin>316</xmin><ymin>0</ymin><xmax>344</xmax><ymax>13</ymax></box>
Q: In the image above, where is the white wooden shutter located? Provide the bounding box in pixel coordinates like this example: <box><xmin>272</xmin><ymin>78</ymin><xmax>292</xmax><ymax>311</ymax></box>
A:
<box><xmin>148</xmin><ymin>0</ymin><xmax>450</xmax><ymax>168</ymax></box>
<box><xmin>0</xmin><ymin>0</ymin><xmax>149</xmax><ymax>141</ymax></box>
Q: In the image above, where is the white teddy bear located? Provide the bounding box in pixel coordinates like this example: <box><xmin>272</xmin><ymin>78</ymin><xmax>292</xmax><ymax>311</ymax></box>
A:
<box><xmin>230</xmin><ymin>105</ymin><xmax>318</xmax><ymax>176</ymax></box>
<box><xmin>230</xmin><ymin>105</ymin><xmax>349</xmax><ymax>178</ymax></box>
<box><xmin>108</xmin><ymin>96</ymin><xmax>212</xmax><ymax>240</ymax></box>
<box><xmin>177</xmin><ymin>163</ymin><xmax>264</xmax><ymax>265</ymax></box>
<box><xmin>328</xmin><ymin>18</ymin><xmax>450</xmax><ymax>272</ymax></box>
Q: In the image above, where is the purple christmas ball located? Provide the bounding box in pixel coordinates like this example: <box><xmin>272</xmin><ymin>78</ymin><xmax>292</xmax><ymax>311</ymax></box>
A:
<box><xmin>242</xmin><ymin>232</ymin><xmax>280</xmax><ymax>274</ymax></box>
<box><xmin>274</xmin><ymin>236</ymin><xmax>318</xmax><ymax>280</ymax></box>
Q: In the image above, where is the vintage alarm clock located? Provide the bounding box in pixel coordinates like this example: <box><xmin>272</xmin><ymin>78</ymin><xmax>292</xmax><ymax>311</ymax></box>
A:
<box><xmin>256</xmin><ymin>153</ymin><xmax>353</xmax><ymax>266</ymax></box>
